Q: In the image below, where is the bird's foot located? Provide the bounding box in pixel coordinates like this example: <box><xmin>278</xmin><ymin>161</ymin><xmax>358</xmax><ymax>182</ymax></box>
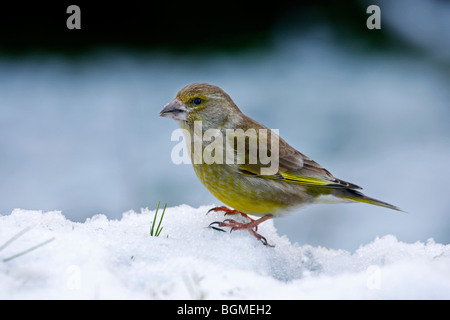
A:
<box><xmin>208</xmin><ymin>214</ymin><xmax>274</xmax><ymax>247</ymax></box>
<box><xmin>207</xmin><ymin>206</ymin><xmax>256</xmax><ymax>226</ymax></box>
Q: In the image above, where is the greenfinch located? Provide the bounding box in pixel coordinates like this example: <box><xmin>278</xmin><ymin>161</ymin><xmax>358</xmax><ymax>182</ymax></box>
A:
<box><xmin>160</xmin><ymin>83</ymin><xmax>400</xmax><ymax>245</ymax></box>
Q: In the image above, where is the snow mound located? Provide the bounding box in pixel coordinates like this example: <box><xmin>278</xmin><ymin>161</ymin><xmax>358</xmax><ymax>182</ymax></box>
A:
<box><xmin>1</xmin><ymin>206</ymin><xmax>449</xmax><ymax>299</ymax></box>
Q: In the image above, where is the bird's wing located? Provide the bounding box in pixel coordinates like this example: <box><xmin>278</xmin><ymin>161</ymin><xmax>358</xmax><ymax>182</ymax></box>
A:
<box><xmin>232</xmin><ymin>116</ymin><xmax>361</xmax><ymax>190</ymax></box>
<box><xmin>279</xmin><ymin>152</ymin><xmax>361</xmax><ymax>189</ymax></box>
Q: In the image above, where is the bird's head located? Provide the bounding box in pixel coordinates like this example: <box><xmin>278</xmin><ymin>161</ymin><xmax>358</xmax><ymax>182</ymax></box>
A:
<box><xmin>160</xmin><ymin>83</ymin><xmax>241</xmax><ymax>132</ymax></box>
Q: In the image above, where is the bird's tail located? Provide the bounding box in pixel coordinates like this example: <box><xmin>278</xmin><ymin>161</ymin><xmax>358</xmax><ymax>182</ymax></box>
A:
<box><xmin>332</xmin><ymin>188</ymin><xmax>402</xmax><ymax>211</ymax></box>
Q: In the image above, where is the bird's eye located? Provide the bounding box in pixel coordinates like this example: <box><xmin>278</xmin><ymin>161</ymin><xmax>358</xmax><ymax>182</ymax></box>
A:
<box><xmin>193</xmin><ymin>97</ymin><xmax>202</xmax><ymax>105</ymax></box>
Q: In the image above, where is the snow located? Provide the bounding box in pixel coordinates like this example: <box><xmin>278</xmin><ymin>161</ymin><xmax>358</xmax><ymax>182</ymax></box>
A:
<box><xmin>1</xmin><ymin>36</ymin><xmax>449</xmax><ymax>251</ymax></box>
<box><xmin>1</xmin><ymin>206</ymin><xmax>449</xmax><ymax>300</ymax></box>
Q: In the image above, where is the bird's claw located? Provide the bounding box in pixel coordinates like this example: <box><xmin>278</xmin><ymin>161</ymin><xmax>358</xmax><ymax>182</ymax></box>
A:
<box><xmin>207</xmin><ymin>206</ymin><xmax>256</xmax><ymax>226</ymax></box>
<box><xmin>208</xmin><ymin>218</ymin><xmax>274</xmax><ymax>247</ymax></box>
<box><xmin>209</xmin><ymin>221</ymin><xmax>226</xmax><ymax>232</ymax></box>
<box><xmin>208</xmin><ymin>223</ymin><xmax>226</xmax><ymax>233</ymax></box>
<box><xmin>208</xmin><ymin>219</ymin><xmax>238</xmax><ymax>232</ymax></box>
<box><xmin>250</xmin><ymin>231</ymin><xmax>274</xmax><ymax>247</ymax></box>
<box><xmin>207</xmin><ymin>206</ymin><xmax>229</xmax><ymax>215</ymax></box>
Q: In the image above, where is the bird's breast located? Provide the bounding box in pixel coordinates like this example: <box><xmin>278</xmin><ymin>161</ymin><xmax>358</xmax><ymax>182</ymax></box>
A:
<box><xmin>192</xmin><ymin>163</ymin><xmax>308</xmax><ymax>216</ymax></box>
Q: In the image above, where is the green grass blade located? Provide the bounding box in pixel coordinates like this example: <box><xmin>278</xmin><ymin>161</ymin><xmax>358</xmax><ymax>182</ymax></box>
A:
<box><xmin>155</xmin><ymin>203</ymin><xmax>167</xmax><ymax>237</ymax></box>
<box><xmin>0</xmin><ymin>227</ymin><xmax>32</xmax><ymax>253</ymax></box>
<box><xmin>3</xmin><ymin>237</ymin><xmax>55</xmax><ymax>262</ymax></box>
<box><xmin>150</xmin><ymin>201</ymin><xmax>167</xmax><ymax>237</ymax></box>
<box><xmin>150</xmin><ymin>201</ymin><xmax>160</xmax><ymax>236</ymax></box>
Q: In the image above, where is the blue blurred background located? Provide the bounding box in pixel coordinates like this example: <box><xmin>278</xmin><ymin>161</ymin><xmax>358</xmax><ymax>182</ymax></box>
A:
<box><xmin>1</xmin><ymin>1</ymin><xmax>449</xmax><ymax>250</ymax></box>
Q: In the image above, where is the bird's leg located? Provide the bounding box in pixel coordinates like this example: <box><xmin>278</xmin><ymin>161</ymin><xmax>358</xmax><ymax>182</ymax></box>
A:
<box><xmin>207</xmin><ymin>206</ymin><xmax>256</xmax><ymax>225</ymax></box>
<box><xmin>209</xmin><ymin>214</ymin><xmax>274</xmax><ymax>246</ymax></box>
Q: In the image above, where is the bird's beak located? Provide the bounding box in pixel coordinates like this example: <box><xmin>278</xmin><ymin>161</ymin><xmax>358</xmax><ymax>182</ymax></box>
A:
<box><xmin>160</xmin><ymin>99</ymin><xmax>188</xmax><ymax>121</ymax></box>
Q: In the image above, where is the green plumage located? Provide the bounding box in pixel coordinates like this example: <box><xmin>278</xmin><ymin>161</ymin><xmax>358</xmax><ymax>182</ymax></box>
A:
<box><xmin>161</xmin><ymin>83</ymin><xmax>401</xmax><ymax>218</ymax></box>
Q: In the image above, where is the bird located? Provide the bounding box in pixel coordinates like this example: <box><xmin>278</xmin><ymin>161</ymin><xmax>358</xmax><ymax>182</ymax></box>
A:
<box><xmin>160</xmin><ymin>83</ymin><xmax>400</xmax><ymax>246</ymax></box>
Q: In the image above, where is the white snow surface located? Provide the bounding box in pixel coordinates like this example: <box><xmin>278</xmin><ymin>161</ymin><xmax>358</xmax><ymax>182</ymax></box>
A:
<box><xmin>1</xmin><ymin>206</ymin><xmax>449</xmax><ymax>300</ymax></box>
